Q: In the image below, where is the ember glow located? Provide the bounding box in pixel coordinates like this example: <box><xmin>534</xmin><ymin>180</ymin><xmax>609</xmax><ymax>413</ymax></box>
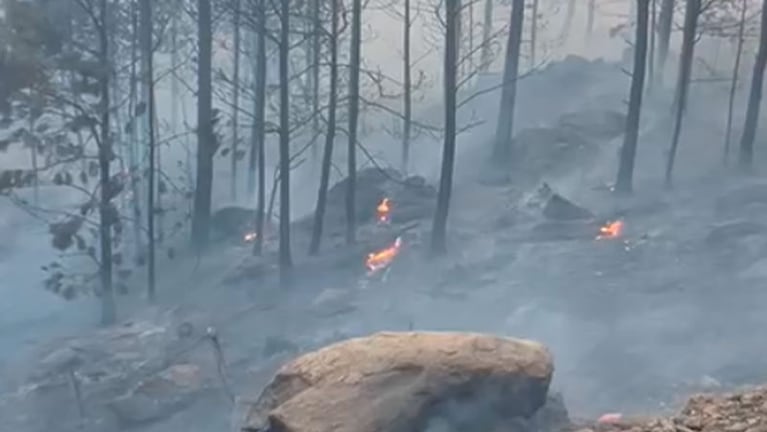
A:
<box><xmin>366</xmin><ymin>237</ymin><xmax>402</xmax><ymax>274</ymax></box>
<box><xmin>596</xmin><ymin>220</ymin><xmax>624</xmax><ymax>240</ymax></box>
<box><xmin>243</xmin><ymin>232</ymin><xmax>258</xmax><ymax>242</ymax></box>
<box><xmin>376</xmin><ymin>198</ymin><xmax>391</xmax><ymax>224</ymax></box>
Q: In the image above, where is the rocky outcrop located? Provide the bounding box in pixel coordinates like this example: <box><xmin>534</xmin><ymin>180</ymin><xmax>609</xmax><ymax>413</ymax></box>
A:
<box><xmin>241</xmin><ymin>331</ymin><xmax>554</xmax><ymax>432</ymax></box>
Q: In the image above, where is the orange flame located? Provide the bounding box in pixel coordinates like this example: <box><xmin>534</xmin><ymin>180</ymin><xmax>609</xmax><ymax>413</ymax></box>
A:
<box><xmin>366</xmin><ymin>237</ymin><xmax>402</xmax><ymax>274</ymax></box>
<box><xmin>376</xmin><ymin>198</ymin><xmax>391</xmax><ymax>224</ymax></box>
<box><xmin>243</xmin><ymin>232</ymin><xmax>258</xmax><ymax>242</ymax></box>
<box><xmin>596</xmin><ymin>220</ymin><xmax>624</xmax><ymax>240</ymax></box>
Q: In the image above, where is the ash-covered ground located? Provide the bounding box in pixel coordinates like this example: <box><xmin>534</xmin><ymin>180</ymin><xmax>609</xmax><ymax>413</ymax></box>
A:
<box><xmin>3</xmin><ymin>56</ymin><xmax>767</xmax><ymax>432</ymax></box>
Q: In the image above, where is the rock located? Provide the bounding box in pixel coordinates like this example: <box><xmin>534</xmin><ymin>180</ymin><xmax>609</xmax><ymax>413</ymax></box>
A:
<box><xmin>543</xmin><ymin>194</ymin><xmax>594</xmax><ymax>221</ymax></box>
<box><xmin>241</xmin><ymin>331</ymin><xmax>553</xmax><ymax>432</ymax></box>
<box><xmin>108</xmin><ymin>363</ymin><xmax>203</xmax><ymax>427</ymax></box>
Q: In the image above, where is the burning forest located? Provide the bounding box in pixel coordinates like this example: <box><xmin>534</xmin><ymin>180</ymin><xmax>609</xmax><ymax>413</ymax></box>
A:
<box><xmin>3</xmin><ymin>0</ymin><xmax>767</xmax><ymax>431</ymax></box>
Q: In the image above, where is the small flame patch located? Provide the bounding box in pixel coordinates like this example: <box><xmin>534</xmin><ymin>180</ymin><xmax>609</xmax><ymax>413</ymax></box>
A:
<box><xmin>376</xmin><ymin>198</ymin><xmax>391</xmax><ymax>224</ymax></box>
<box><xmin>366</xmin><ymin>237</ymin><xmax>402</xmax><ymax>275</ymax></box>
<box><xmin>596</xmin><ymin>220</ymin><xmax>624</xmax><ymax>240</ymax></box>
<box><xmin>243</xmin><ymin>232</ymin><xmax>258</xmax><ymax>242</ymax></box>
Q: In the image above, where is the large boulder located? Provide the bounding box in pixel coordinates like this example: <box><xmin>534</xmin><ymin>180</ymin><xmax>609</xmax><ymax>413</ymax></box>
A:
<box><xmin>241</xmin><ymin>331</ymin><xmax>554</xmax><ymax>432</ymax></box>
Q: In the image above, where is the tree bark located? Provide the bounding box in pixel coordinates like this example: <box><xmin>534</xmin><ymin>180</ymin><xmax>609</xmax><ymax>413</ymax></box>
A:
<box><xmin>252</xmin><ymin>2</ymin><xmax>267</xmax><ymax>256</ymax></box>
<box><xmin>724</xmin><ymin>0</ymin><xmax>747</xmax><ymax>164</ymax></box>
<box><xmin>431</xmin><ymin>0</ymin><xmax>460</xmax><ymax>255</ymax></box>
<box><xmin>97</xmin><ymin>0</ymin><xmax>115</xmax><ymax>325</ymax></box>
<box><xmin>309</xmin><ymin>0</ymin><xmax>339</xmax><ymax>256</ymax></box>
<box><xmin>655</xmin><ymin>0</ymin><xmax>674</xmax><ymax>87</ymax></box>
<box><xmin>191</xmin><ymin>0</ymin><xmax>214</xmax><ymax>249</ymax></box>
<box><xmin>737</xmin><ymin>0</ymin><xmax>767</xmax><ymax>169</ymax></box>
<box><xmin>615</xmin><ymin>0</ymin><xmax>650</xmax><ymax>194</ymax></box>
<box><xmin>346</xmin><ymin>0</ymin><xmax>362</xmax><ymax>245</ymax></box>
<box><xmin>402</xmin><ymin>0</ymin><xmax>412</xmax><ymax>174</ymax></box>
<box><xmin>139</xmin><ymin>0</ymin><xmax>157</xmax><ymax>301</ymax></box>
<box><xmin>491</xmin><ymin>0</ymin><xmax>525</xmax><ymax>165</ymax></box>
<box><xmin>278</xmin><ymin>0</ymin><xmax>293</xmax><ymax>273</ymax></box>
<box><xmin>664</xmin><ymin>0</ymin><xmax>700</xmax><ymax>187</ymax></box>
<box><xmin>231</xmin><ymin>0</ymin><xmax>241</xmax><ymax>200</ymax></box>
<box><xmin>480</xmin><ymin>0</ymin><xmax>492</xmax><ymax>71</ymax></box>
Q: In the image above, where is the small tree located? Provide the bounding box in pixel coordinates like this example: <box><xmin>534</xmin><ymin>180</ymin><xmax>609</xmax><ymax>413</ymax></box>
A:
<box><xmin>737</xmin><ymin>0</ymin><xmax>767</xmax><ymax>169</ymax></box>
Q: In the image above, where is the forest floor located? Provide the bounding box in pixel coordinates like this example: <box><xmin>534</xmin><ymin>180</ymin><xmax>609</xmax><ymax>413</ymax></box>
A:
<box><xmin>4</xmin><ymin>56</ymin><xmax>767</xmax><ymax>431</ymax></box>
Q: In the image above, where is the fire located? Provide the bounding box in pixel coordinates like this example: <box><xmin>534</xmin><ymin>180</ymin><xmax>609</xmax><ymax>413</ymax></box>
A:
<box><xmin>243</xmin><ymin>231</ymin><xmax>258</xmax><ymax>242</ymax></box>
<box><xmin>596</xmin><ymin>220</ymin><xmax>624</xmax><ymax>240</ymax></box>
<box><xmin>366</xmin><ymin>236</ymin><xmax>402</xmax><ymax>275</ymax></box>
<box><xmin>376</xmin><ymin>198</ymin><xmax>391</xmax><ymax>224</ymax></box>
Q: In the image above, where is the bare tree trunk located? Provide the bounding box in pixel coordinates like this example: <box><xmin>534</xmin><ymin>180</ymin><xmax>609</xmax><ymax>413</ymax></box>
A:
<box><xmin>615</xmin><ymin>0</ymin><xmax>650</xmax><ymax>194</ymax></box>
<box><xmin>431</xmin><ymin>0</ymin><xmax>459</xmax><ymax>255</ymax></box>
<box><xmin>309</xmin><ymin>0</ymin><xmax>339</xmax><ymax>256</ymax></box>
<box><xmin>278</xmin><ymin>0</ymin><xmax>293</xmax><ymax>273</ymax></box>
<box><xmin>655</xmin><ymin>0</ymin><xmax>674</xmax><ymax>87</ymax></box>
<box><xmin>127</xmin><ymin>2</ymin><xmax>144</xmax><ymax>263</ymax></box>
<box><xmin>559</xmin><ymin>0</ymin><xmax>576</xmax><ymax>42</ymax></box>
<box><xmin>97</xmin><ymin>0</ymin><xmax>115</xmax><ymax>325</ymax></box>
<box><xmin>192</xmin><ymin>0</ymin><xmax>214</xmax><ymax>249</ymax></box>
<box><xmin>231</xmin><ymin>0</ymin><xmax>241</xmax><ymax>200</ymax></box>
<box><xmin>479</xmin><ymin>0</ymin><xmax>493</xmax><ymax>71</ymax></box>
<box><xmin>531</xmin><ymin>0</ymin><xmax>538</xmax><ymax>67</ymax></box>
<box><xmin>491</xmin><ymin>0</ymin><xmax>525</xmax><ymax>165</ymax></box>
<box><xmin>402</xmin><ymin>0</ymin><xmax>412</xmax><ymax>174</ymax></box>
<box><xmin>647</xmin><ymin>0</ymin><xmax>656</xmax><ymax>94</ymax></box>
<box><xmin>252</xmin><ymin>3</ymin><xmax>267</xmax><ymax>256</ymax></box>
<box><xmin>139</xmin><ymin>0</ymin><xmax>157</xmax><ymax>301</ymax></box>
<box><xmin>724</xmin><ymin>0</ymin><xmax>747</xmax><ymax>164</ymax></box>
<box><xmin>587</xmin><ymin>0</ymin><xmax>596</xmax><ymax>40</ymax></box>
<box><xmin>346</xmin><ymin>0</ymin><xmax>362</xmax><ymax>245</ymax></box>
<box><xmin>738</xmin><ymin>0</ymin><xmax>767</xmax><ymax>169</ymax></box>
<box><xmin>664</xmin><ymin>0</ymin><xmax>700</xmax><ymax>188</ymax></box>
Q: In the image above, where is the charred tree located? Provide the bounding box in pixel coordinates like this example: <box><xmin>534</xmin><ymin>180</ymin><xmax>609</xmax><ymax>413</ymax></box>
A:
<box><xmin>278</xmin><ymin>0</ymin><xmax>293</xmax><ymax>272</ymax></box>
<box><xmin>431</xmin><ymin>0</ymin><xmax>460</xmax><ymax>255</ymax></box>
<box><xmin>664</xmin><ymin>0</ymin><xmax>700</xmax><ymax>188</ymax></box>
<box><xmin>491</xmin><ymin>0</ymin><xmax>525</xmax><ymax>165</ymax></box>
<box><xmin>480</xmin><ymin>0</ymin><xmax>493</xmax><ymax>71</ymax></box>
<box><xmin>311</xmin><ymin>0</ymin><xmax>321</xmax><ymax>167</ymax></box>
<box><xmin>309</xmin><ymin>0</ymin><xmax>339</xmax><ymax>255</ymax></box>
<box><xmin>346</xmin><ymin>0</ymin><xmax>362</xmax><ymax>245</ymax></box>
<box><xmin>192</xmin><ymin>0</ymin><xmax>214</xmax><ymax>249</ymax></box>
<box><xmin>737</xmin><ymin>0</ymin><xmax>767</xmax><ymax>169</ymax></box>
<box><xmin>231</xmin><ymin>0</ymin><xmax>242</xmax><ymax>200</ymax></box>
<box><xmin>402</xmin><ymin>0</ymin><xmax>412</xmax><ymax>174</ymax></box>
<box><xmin>531</xmin><ymin>0</ymin><xmax>538</xmax><ymax>66</ymax></box>
<box><xmin>587</xmin><ymin>0</ymin><xmax>596</xmax><ymax>39</ymax></box>
<box><xmin>252</xmin><ymin>2</ymin><xmax>267</xmax><ymax>256</ymax></box>
<box><xmin>96</xmin><ymin>0</ymin><xmax>116</xmax><ymax>325</ymax></box>
<box><xmin>724</xmin><ymin>0</ymin><xmax>747</xmax><ymax>164</ymax></box>
<box><xmin>655</xmin><ymin>0</ymin><xmax>674</xmax><ymax>87</ymax></box>
<box><xmin>615</xmin><ymin>0</ymin><xmax>650</xmax><ymax>194</ymax></box>
<box><xmin>647</xmin><ymin>0</ymin><xmax>656</xmax><ymax>93</ymax></box>
<box><xmin>139</xmin><ymin>0</ymin><xmax>157</xmax><ymax>301</ymax></box>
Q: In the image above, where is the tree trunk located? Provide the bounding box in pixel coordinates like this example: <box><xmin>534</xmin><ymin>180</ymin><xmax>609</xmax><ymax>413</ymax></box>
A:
<box><xmin>491</xmin><ymin>0</ymin><xmax>525</xmax><ymax>164</ymax></box>
<box><xmin>278</xmin><ymin>0</ymin><xmax>293</xmax><ymax>273</ymax></box>
<box><xmin>97</xmin><ymin>0</ymin><xmax>116</xmax><ymax>325</ymax></box>
<box><xmin>346</xmin><ymin>0</ymin><xmax>362</xmax><ymax>245</ymax></box>
<box><xmin>231</xmin><ymin>0</ymin><xmax>241</xmax><ymax>200</ymax></box>
<box><xmin>309</xmin><ymin>0</ymin><xmax>339</xmax><ymax>256</ymax></box>
<box><xmin>738</xmin><ymin>0</ymin><xmax>767</xmax><ymax>169</ymax></box>
<box><xmin>252</xmin><ymin>2</ymin><xmax>267</xmax><ymax>256</ymax></box>
<box><xmin>559</xmin><ymin>0</ymin><xmax>576</xmax><ymax>42</ymax></box>
<box><xmin>192</xmin><ymin>0</ymin><xmax>214</xmax><ymax>249</ymax></box>
<box><xmin>127</xmin><ymin>2</ymin><xmax>144</xmax><ymax>264</ymax></box>
<box><xmin>724</xmin><ymin>0</ymin><xmax>747</xmax><ymax>164</ymax></box>
<box><xmin>664</xmin><ymin>0</ymin><xmax>700</xmax><ymax>188</ymax></box>
<box><xmin>615</xmin><ymin>0</ymin><xmax>650</xmax><ymax>194</ymax></box>
<box><xmin>311</xmin><ymin>0</ymin><xmax>321</xmax><ymax>167</ymax></box>
<box><xmin>431</xmin><ymin>0</ymin><xmax>460</xmax><ymax>255</ymax></box>
<box><xmin>139</xmin><ymin>0</ymin><xmax>157</xmax><ymax>301</ymax></box>
<box><xmin>402</xmin><ymin>0</ymin><xmax>412</xmax><ymax>174</ymax></box>
<box><xmin>531</xmin><ymin>0</ymin><xmax>538</xmax><ymax>67</ymax></box>
<box><xmin>655</xmin><ymin>0</ymin><xmax>674</xmax><ymax>87</ymax></box>
<box><xmin>647</xmin><ymin>0</ymin><xmax>656</xmax><ymax>93</ymax></box>
<box><xmin>480</xmin><ymin>0</ymin><xmax>492</xmax><ymax>71</ymax></box>
<box><xmin>587</xmin><ymin>0</ymin><xmax>596</xmax><ymax>39</ymax></box>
